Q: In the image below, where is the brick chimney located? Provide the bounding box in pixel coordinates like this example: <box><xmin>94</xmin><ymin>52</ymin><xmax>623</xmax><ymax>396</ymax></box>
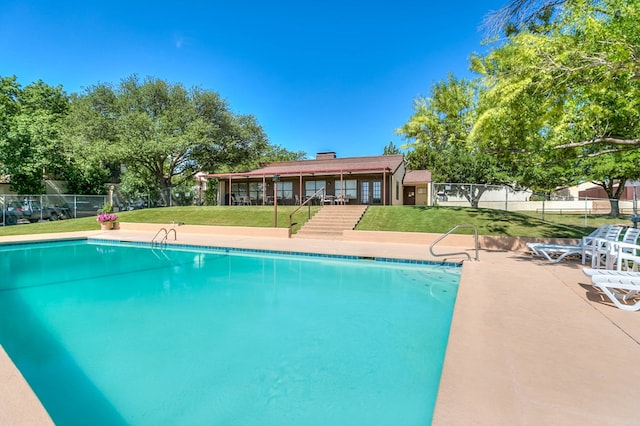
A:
<box><xmin>316</xmin><ymin>152</ymin><xmax>337</xmax><ymax>160</ymax></box>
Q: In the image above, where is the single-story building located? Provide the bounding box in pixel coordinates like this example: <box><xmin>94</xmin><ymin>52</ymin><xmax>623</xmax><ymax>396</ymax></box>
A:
<box><xmin>200</xmin><ymin>152</ymin><xmax>432</xmax><ymax>206</ymax></box>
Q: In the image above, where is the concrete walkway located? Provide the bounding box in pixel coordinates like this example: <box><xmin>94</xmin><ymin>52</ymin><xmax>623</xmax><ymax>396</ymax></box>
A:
<box><xmin>0</xmin><ymin>227</ymin><xmax>638</xmax><ymax>425</ymax></box>
<box><xmin>435</xmin><ymin>250</ymin><xmax>640</xmax><ymax>425</ymax></box>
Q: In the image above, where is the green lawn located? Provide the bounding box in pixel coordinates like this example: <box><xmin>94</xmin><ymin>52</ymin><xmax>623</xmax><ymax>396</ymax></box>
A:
<box><xmin>357</xmin><ymin>206</ymin><xmax>628</xmax><ymax>238</ymax></box>
<box><xmin>0</xmin><ymin>205</ymin><xmax>630</xmax><ymax>239</ymax></box>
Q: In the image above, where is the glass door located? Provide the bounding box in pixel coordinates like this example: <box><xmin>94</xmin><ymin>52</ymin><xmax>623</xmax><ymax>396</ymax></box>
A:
<box><xmin>360</xmin><ymin>182</ymin><xmax>370</xmax><ymax>204</ymax></box>
<box><xmin>360</xmin><ymin>180</ymin><xmax>382</xmax><ymax>204</ymax></box>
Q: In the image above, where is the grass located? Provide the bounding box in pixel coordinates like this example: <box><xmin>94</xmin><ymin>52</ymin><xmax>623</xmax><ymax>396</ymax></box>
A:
<box><xmin>0</xmin><ymin>205</ymin><xmax>631</xmax><ymax>239</ymax></box>
<box><xmin>0</xmin><ymin>206</ymin><xmax>321</xmax><ymax>237</ymax></box>
<box><xmin>357</xmin><ymin>206</ymin><xmax>629</xmax><ymax>238</ymax></box>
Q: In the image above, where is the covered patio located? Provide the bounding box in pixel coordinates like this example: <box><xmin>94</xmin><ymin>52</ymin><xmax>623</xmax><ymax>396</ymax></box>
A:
<box><xmin>200</xmin><ymin>153</ymin><xmax>409</xmax><ymax>207</ymax></box>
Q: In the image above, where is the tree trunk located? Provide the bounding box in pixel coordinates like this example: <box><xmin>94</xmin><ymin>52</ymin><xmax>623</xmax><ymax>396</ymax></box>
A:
<box><xmin>471</xmin><ymin>186</ymin><xmax>488</xmax><ymax>208</ymax></box>
<box><xmin>158</xmin><ymin>177</ymin><xmax>172</xmax><ymax>207</ymax></box>
<box><xmin>600</xmin><ymin>178</ymin><xmax>626</xmax><ymax>218</ymax></box>
<box><xmin>609</xmin><ymin>198</ymin><xmax>620</xmax><ymax>217</ymax></box>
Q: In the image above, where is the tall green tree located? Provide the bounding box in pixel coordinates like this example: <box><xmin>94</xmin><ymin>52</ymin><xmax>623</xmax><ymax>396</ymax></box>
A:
<box><xmin>0</xmin><ymin>76</ymin><xmax>20</xmax><ymax>178</ymax></box>
<box><xmin>398</xmin><ymin>74</ymin><xmax>510</xmax><ymax>207</ymax></box>
<box><xmin>67</xmin><ymin>75</ymin><xmax>270</xmax><ymax>204</ymax></box>
<box><xmin>382</xmin><ymin>141</ymin><xmax>402</xmax><ymax>155</ymax></box>
<box><xmin>0</xmin><ymin>76</ymin><xmax>70</xmax><ymax>193</ymax></box>
<box><xmin>473</xmin><ymin>0</ymin><xmax>640</xmax><ymax>215</ymax></box>
<box><xmin>256</xmin><ymin>144</ymin><xmax>306</xmax><ymax>164</ymax></box>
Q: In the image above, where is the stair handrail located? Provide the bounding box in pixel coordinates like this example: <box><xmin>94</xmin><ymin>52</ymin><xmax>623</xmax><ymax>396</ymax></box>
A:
<box><xmin>429</xmin><ymin>224</ymin><xmax>479</xmax><ymax>262</ymax></box>
<box><xmin>289</xmin><ymin>187</ymin><xmax>326</xmax><ymax>228</ymax></box>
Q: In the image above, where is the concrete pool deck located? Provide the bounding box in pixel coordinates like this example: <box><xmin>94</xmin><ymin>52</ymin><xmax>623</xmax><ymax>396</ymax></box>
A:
<box><xmin>0</xmin><ymin>226</ymin><xmax>638</xmax><ymax>425</ymax></box>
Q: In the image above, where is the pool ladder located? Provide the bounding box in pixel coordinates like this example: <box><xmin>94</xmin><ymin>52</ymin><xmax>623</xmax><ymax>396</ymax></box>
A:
<box><xmin>152</xmin><ymin>227</ymin><xmax>177</xmax><ymax>247</ymax></box>
<box><xmin>429</xmin><ymin>224</ymin><xmax>479</xmax><ymax>262</ymax></box>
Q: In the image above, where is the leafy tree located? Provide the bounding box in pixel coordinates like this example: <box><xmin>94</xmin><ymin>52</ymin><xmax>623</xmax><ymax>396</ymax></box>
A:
<box><xmin>0</xmin><ymin>76</ymin><xmax>21</xmax><ymax>178</ymax></box>
<box><xmin>483</xmin><ymin>0</ymin><xmax>566</xmax><ymax>35</ymax></box>
<box><xmin>63</xmin><ymin>162</ymin><xmax>111</xmax><ymax>195</ymax></box>
<box><xmin>397</xmin><ymin>74</ymin><xmax>510</xmax><ymax>207</ymax></box>
<box><xmin>203</xmin><ymin>179</ymin><xmax>218</xmax><ymax>206</ymax></box>
<box><xmin>382</xmin><ymin>141</ymin><xmax>402</xmax><ymax>155</ymax></box>
<box><xmin>256</xmin><ymin>144</ymin><xmax>306</xmax><ymax>164</ymax></box>
<box><xmin>0</xmin><ymin>76</ymin><xmax>70</xmax><ymax>193</ymax></box>
<box><xmin>473</xmin><ymin>0</ymin><xmax>640</xmax><ymax>215</ymax></box>
<box><xmin>66</xmin><ymin>75</ymin><xmax>270</xmax><ymax>204</ymax></box>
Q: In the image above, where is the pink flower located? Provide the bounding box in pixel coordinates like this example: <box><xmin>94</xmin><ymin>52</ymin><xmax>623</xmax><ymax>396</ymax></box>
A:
<box><xmin>97</xmin><ymin>213</ymin><xmax>118</xmax><ymax>223</ymax></box>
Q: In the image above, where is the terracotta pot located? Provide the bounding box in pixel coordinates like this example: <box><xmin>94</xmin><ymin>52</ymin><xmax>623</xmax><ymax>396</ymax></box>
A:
<box><xmin>100</xmin><ymin>221</ymin><xmax>114</xmax><ymax>230</ymax></box>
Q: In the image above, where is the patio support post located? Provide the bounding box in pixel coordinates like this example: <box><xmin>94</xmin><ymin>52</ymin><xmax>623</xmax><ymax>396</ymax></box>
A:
<box><xmin>228</xmin><ymin>176</ymin><xmax>232</xmax><ymax>205</ymax></box>
<box><xmin>273</xmin><ymin>174</ymin><xmax>280</xmax><ymax>228</ymax></box>
<box><xmin>383</xmin><ymin>169</ymin><xmax>387</xmax><ymax>206</ymax></box>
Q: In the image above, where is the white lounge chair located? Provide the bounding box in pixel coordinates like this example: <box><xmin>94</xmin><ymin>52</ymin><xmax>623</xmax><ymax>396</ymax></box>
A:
<box><xmin>589</xmin><ymin>225</ymin><xmax>628</xmax><ymax>268</ymax></box>
<box><xmin>582</xmin><ymin>246</ymin><xmax>640</xmax><ymax>311</ymax></box>
<box><xmin>590</xmin><ymin>274</ymin><xmax>640</xmax><ymax>311</ymax></box>
<box><xmin>590</xmin><ymin>234</ymin><xmax>640</xmax><ymax>271</ymax></box>
<box><xmin>526</xmin><ymin>243</ymin><xmax>584</xmax><ymax>263</ymax></box>
<box><xmin>583</xmin><ymin>241</ymin><xmax>640</xmax><ymax>276</ymax></box>
<box><xmin>526</xmin><ymin>225</ymin><xmax>615</xmax><ymax>263</ymax></box>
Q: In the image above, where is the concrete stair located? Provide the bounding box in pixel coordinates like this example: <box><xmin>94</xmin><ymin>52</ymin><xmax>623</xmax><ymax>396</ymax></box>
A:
<box><xmin>293</xmin><ymin>205</ymin><xmax>368</xmax><ymax>239</ymax></box>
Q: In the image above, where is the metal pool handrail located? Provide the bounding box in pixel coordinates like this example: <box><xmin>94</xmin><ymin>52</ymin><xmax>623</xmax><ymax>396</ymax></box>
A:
<box><xmin>151</xmin><ymin>227</ymin><xmax>177</xmax><ymax>247</ymax></box>
<box><xmin>429</xmin><ymin>224</ymin><xmax>479</xmax><ymax>262</ymax></box>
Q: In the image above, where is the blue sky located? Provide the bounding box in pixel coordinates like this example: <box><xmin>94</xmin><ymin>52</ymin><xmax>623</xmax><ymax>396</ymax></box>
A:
<box><xmin>1</xmin><ymin>1</ymin><xmax>506</xmax><ymax>158</ymax></box>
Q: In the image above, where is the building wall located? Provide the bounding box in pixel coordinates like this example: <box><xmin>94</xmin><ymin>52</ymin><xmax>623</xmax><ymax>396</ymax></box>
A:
<box><xmin>390</xmin><ymin>163</ymin><xmax>405</xmax><ymax>206</ymax></box>
<box><xmin>579</xmin><ymin>185</ymin><xmax>635</xmax><ymax>201</ymax></box>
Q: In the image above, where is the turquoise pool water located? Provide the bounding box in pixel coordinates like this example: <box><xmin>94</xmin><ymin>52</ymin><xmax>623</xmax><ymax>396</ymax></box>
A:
<box><xmin>0</xmin><ymin>240</ymin><xmax>460</xmax><ymax>425</ymax></box>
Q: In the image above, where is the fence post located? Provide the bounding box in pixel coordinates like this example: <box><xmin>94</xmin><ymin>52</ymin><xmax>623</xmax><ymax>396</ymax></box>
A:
<box><xmin>505</xmin><ymin>186</ymin><xmax>508</xmax><ymax>211</ymax></box>
<box><xmin>584</xmin><ymin>197</ymin><xmax>588</xmax><ymax>227</ymax></box>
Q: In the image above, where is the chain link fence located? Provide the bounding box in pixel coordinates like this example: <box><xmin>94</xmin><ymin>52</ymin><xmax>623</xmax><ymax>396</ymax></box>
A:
<box><xmin>1</xmin><ymin>194</ymin><xmax>107</xmax><ymax>226</ymax></box>
<box><xmin>0</xmin><ymin>183</ymin><xmax>204</xmax><ymax>226</ymax></box>
<box><xmin>433</xmin><ymin>183</ymin><xmax>637</xmax><ymax>227</ymax></box>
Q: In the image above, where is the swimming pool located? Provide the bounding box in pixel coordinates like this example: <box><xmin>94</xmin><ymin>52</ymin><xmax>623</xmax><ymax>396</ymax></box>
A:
<box><xmin>0</xmin><ymin>240</ymin><xmax>460</xmax><ymax>425</ymax></box>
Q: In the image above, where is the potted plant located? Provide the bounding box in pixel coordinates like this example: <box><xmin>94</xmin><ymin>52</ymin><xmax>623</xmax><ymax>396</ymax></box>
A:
<box><xmin>101</xmin><ymin>203</ymin><xmax>114</xmax><ymax>213</ymax></box>
<box><xmin>97</xmin><ymin>213</ymin><xmax>118</xmax><ymax>230</ymax></box>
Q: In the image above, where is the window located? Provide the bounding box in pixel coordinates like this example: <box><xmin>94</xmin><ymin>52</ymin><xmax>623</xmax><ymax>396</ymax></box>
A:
<box><xmin>305</xmin><ymin>180</ymin><xmax>326</xmax><ymax>198</ymax></box>
<box><xmin>232</xmin><ymin>182</ymin><xmax>265</xmax><ymax>203</ymax></box>
<box><xmin>396</xmin><ymin>181</ymin><xmax>399</xmax><ymax>201</ymax></box>
<box><xmin>276</xmin><ymin>181</ymin><xmax>293</xmax><ymax>200</ymax></box>
<box><xmin>231</xmin><ymin>182</ymin><xmax>247</xmax><ymax>197</ymax></box>
<box><xmin>335</xmin><ymin>179</ymin><xmax>356</xmax><ymax>199</ymax></box>
<box><xmin>249</xmin><ymin>182</ymin><xmax>263</xmax><ymax>203</ymax></box>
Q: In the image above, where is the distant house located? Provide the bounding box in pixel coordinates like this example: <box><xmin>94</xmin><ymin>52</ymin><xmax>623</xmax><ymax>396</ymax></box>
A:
<box><xmin>578</xmin><ymin>182</ymin><xmax>638</xmax><ymax>201</ymax></box>
<box><xmin>201</xmin><ymin>152</ymin><xmax>432</xmax><ymax>206</ymax></box>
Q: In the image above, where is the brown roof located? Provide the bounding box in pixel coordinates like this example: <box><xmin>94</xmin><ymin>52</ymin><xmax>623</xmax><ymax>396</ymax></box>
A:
<box><xmin>205</xmin><ymin>154</ymin><xmax>405</xmax><ymax>178</ymax></box>
<box><xmin>403</xmin><ymin>170</ymin><xmax>432</xmax><ymax>184</ymax></box>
